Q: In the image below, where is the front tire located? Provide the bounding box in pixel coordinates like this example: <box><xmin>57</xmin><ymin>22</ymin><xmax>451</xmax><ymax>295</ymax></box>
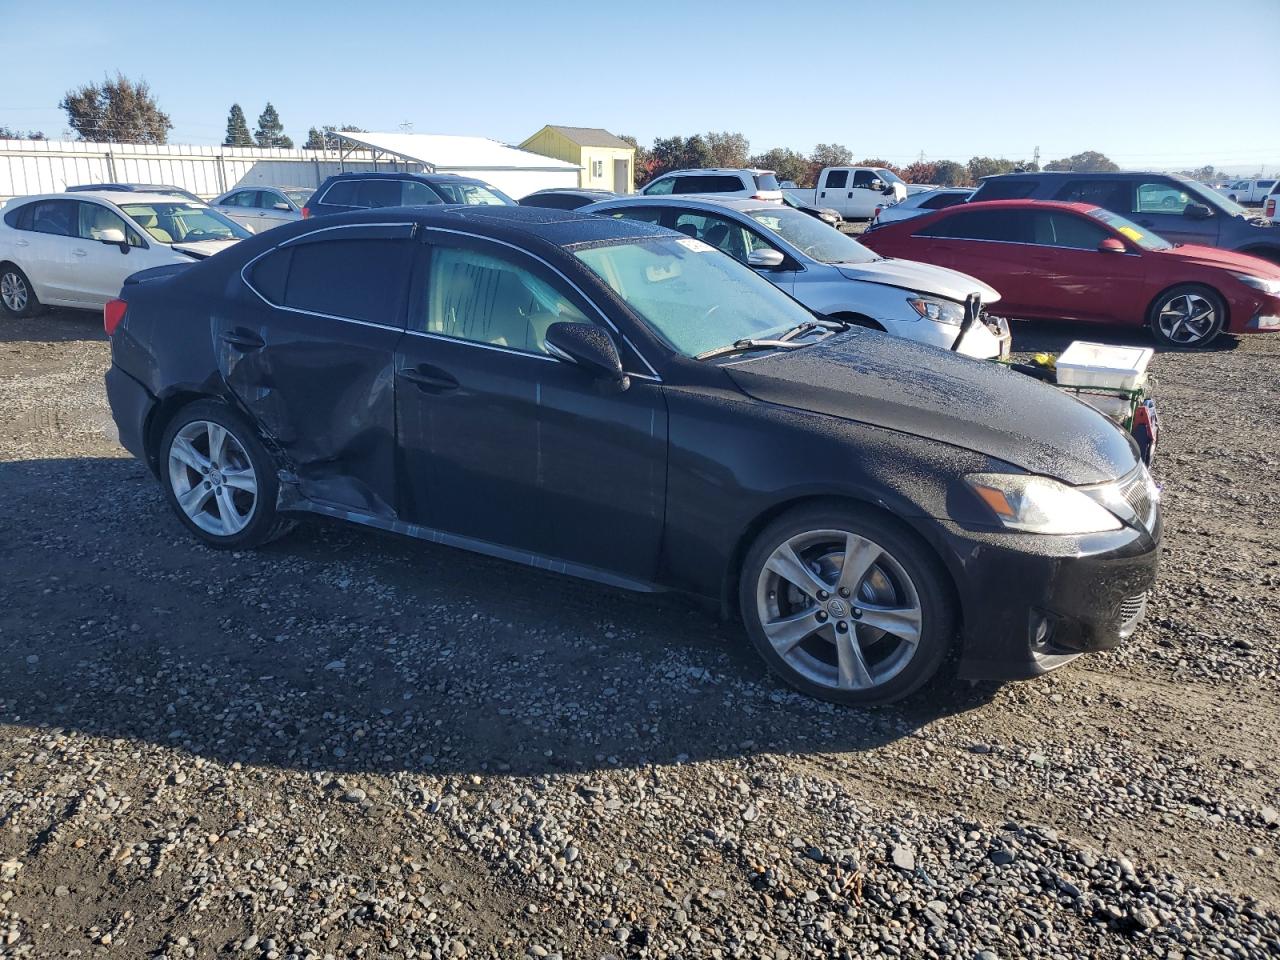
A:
<box><xmin>739</xmin><ymin>504</ymin><xmax>955</xmax><ymax>706</ymax></box>
<box><xmin>159</xmin><ymin>400</ymin><xmax>293</xmax><ymax>549</ymax></box>
<box><xmin>1148</xmin><ymin>284</ymin><xmax>1226</xmax><ymax>349</ymax></box>
<box><xmin>0</xmin><ymin>265</ymin><xmax>43</xmax><ymax>318</ymax></box>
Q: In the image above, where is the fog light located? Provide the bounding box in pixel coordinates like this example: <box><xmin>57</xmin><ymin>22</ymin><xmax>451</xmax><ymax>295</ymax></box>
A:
<box><xmin>1248</xmin><ymin>312</ymin><xmax>1280</xmax><ymax>331</ymax></box>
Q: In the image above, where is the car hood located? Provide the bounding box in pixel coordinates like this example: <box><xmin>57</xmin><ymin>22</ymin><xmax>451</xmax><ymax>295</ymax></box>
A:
<box><xmin>1159</xmin><ymin>243</ymin><xmax>1280</xmax><ymax>277</ymax></box>
<box><xmin>836</xmin><ymin>257</ymin><xmax>1001</xmax><ymax>305</ymax></box>
<box><xmin>170</xmin><ymin>238</ymin><xmax>241</xmax><ymax>260</ymax></box>
<box><xmin>724</xmin><ymin>328</ymin><xmax>1137</xmax><ymax>486</ymax></box>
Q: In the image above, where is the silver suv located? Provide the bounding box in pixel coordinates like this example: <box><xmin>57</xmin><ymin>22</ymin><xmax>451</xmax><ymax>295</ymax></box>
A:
<box><xmin>640</xmin><ymin>168</ymin><xmax>782</xmax><ymax>202</ymax></box>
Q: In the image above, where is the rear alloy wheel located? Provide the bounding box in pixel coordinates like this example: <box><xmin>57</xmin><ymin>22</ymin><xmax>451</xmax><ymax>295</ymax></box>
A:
<box><xmin>1149</xmin><ymin>285</ymin><xmax>1226</xmax><ymax>349</ymax></box>
<box><xmin>740</xmin><ymin>506</ymin><xmax>954</xmax><ymax>706</ymax></box>
<box><xmin>0</xmin><ymin>265</ymin><xmax>42</xmax><ymax>318</ymax></box>
<box><xmin>160</xmin><ymin>400</ymin><xmax>293</xmax><ymax>549</ymax></box>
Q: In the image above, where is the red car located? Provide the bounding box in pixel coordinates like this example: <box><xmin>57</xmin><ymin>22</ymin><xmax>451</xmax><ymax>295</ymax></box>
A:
<box><xmin>860</xmin><ymin>199</ymin><xmax>1280</xmax><ymax>348</ymax></box>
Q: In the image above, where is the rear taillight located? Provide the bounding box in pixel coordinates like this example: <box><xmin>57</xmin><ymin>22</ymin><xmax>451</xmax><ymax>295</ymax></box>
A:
<box><xmin>104</xmin><ymin>298</ymin><xmax>127</xmax><ymax>336</ymax></box>
<box><xmin>1267</xmin><ymin>198</ymin><xmax>1276</xmax><ymax>218</ymax></box>
<box><xmin>301</xmin><ymin>206</ymin><xmax>311</xmax><ymax>219</ymax></box>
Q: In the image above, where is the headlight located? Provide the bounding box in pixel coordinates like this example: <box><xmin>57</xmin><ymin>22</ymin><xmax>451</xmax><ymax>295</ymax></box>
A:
<box><xmin>1233</xmin><ymin>273</ymin><xmax>1280</xmax><ymax>295</ymax></box>
<box><xmin>906</xmin><ymin>296</ymin><xmax>965</xmax><ymax>326</ymax></box>
<box><xmin>965</xmin><ymin>473</ymin><xmax>1122</xmax><ymax>534</ymax></box>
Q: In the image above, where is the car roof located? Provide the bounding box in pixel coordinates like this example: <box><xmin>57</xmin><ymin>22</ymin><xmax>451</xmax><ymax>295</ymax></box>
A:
<box><xmin>526</xmin><ymin>187</ymin><xmax>617</xmax><ymax>195</ymax></box>
<box><xmin>654</xmin><ymin>168</ymin><xmax>773</xmax><ymax>176</ymax></box>
<box><xmin>589</xmin><ymin>195</ymin><xmax>774</xmax><ymax>214</ymax></box>
<box><xmin>322</xmin><ymin>171</ymin><xmax>489</xmax><ymax>184</ymax></box>
<box><xmin>933</xmin><ymin>199</ymin><xmax>1099</xmax><ymax>214</ymax></box>
<box><xmin>981</xmin><ymin>171</ymin><xmax>1191</xmax><ymax>181</ymax></box>
<box><xmin>9</xmin><ymin>191</ymin><xmax>203</xmax><ymax>206</ymax></box>
<box><xmin>67</xmin><ymin>183</ymin><xmax>188</xmax><ymax>192</ymax></box>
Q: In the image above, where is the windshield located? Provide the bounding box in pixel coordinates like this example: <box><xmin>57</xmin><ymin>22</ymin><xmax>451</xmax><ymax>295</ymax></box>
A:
<box><xmin>119</xmin><ymin>202</ymin><xmax>251</xmax><ymax>244</ymax></box>
<box><xmin>746</xmin><ymin>207</ymin><xmax>877</xmax><ymax>263</ymax></box>
<box><xmin>431</xmin><ymin>181</ymin><xmax>515</xmax><ymax>206</ymax></box>
<box><xmin>1085</xmin><ymin>207</ymin><xmax>1173</xmax><ymax>251</ymax></box>
<box><xmin>1183</xmin><ymin>178</ymin><xmax>1249</xmax><ymax>218</ymax></box>
<box><xmin>284</xmin><ymin>189</ymin><xmax>313</xmax><ymax>207</ymax></box>
<box><xmin>574</xmin><ymin>236</ymin><xmax>816</xmax><ymax>357</ymax></box>
<box><xmin>877</xmin><ymin>169</ymin><xmax>905</xmax><ymax>186</ymax></box>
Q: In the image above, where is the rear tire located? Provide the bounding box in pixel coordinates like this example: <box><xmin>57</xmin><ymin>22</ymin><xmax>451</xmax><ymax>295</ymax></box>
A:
<box><xmin>159</xmin><ymin>400</ymin><xmax>294</xmax><ymax>550</ymax></box>
<box><xmin>1148</xmin><ymin>284</ymin><xmax>1226</xmax><ymax>349</ymax></box>
<box><xmin>738</xmin><ymin>504</ymin><xmax>955</xmax><ymax>707</ymax></box>
<box><xmin>0</xmin><ymin>265</ymin><xmax>43</xmax><ymax>318</ymax></box>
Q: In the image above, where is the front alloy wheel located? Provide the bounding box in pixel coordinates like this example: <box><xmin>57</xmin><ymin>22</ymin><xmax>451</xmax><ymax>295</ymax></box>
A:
<box><xmin>1149</xmin><ymin>285</ymin><xmax>1225</xmax><ymax>349</ymax></box>
<box><xmin>741</xmin><ymin>507</ymin><xmax>954</xmax><ymax>706</ymax></box>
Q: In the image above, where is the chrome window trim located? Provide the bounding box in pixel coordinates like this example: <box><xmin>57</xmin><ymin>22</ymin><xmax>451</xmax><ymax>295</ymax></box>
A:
<box><xmin>909</xmin><ymin>233</ymin><xmax>1142</xmax><ymax>256</ymax></box>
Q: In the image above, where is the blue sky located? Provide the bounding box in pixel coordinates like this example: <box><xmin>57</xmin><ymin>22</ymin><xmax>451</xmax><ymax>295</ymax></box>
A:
<box><xmin>2</xmin><ymin>0</ymin><xmax>1278</xmax><ymax>174</ymax></box>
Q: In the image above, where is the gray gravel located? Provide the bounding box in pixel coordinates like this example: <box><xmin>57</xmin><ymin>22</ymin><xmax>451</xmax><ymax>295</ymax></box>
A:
<box><xmin>1</xmin><ymin>310</ymin><xmax>1278</xmax><ymax>958</ymax></box>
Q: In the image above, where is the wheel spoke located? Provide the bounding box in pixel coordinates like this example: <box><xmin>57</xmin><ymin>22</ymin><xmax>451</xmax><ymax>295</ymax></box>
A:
<box><xmin>214</xmin><ymin>486</ymin><xmax>241</xmax><ymax>532</ymax></box>
<box><xmin>177</xmin><ymin>483</ymin><xmax>213</xmax><ymax>515</ymax></box>
<box><xmin>220</xmin><ymin>466</ymin><xmax>256</xmax><ymax>494</ymax></box>
<box><xmin>835</xmin><ymin>630</ymin><xmax>874</xmax><ymax>689</ymax></box>
<box><xmin>761</xmin><ymin>608</ymin><xmax>823</xmax><ymax>656</ymax></box>
<box><xmin>765</xmin><ymin>543</ymin><xmax>832</xmax><ymax>601</ymax></box>
<box><xmin>836</xmin><ymin>534</ymin><xmax>880</xmax><ymax>598</ymax></box>
<box><xmin>169</xmin><ymin>436</ymin><xmax>210</xmax><ymax>473</ymax></box>
<box><xmin>857</xmin><ymin>602</ymin><xmax>922</xmax><ymax>646</ymax></box>
<box><xmin>206</xmin><ymin>423</ymin><xmax>228</xmax><ymax>467</ymax></box>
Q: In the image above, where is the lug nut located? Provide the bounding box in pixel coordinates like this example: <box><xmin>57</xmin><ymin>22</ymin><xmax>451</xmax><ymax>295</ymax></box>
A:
<box><xmin>838</xmin><ymin>587</ymin><xmax>850</xmax><ymax>598</ymax></box>
<box><xmin>852</xmin><ymin>608</ymin><xmax>862</xmax><ymax>619</ymax></box>
<box><xmin>816</xmin><ymin>611</ymin><xmax>828</xmax><ymax>623</ymax></box>
<box><xmin>817</xmin><ymin>590</ymin><xmax>829</xmax><ymax>601</ymax></box>
<box><xmin>835</xmin><ymin>621</ymin><xmax>848</xmax><ymax>633</ymax></box>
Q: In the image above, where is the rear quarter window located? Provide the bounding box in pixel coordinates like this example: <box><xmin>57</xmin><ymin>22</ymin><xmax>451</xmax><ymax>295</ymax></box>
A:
<box><xmin>318</xmin><ymin>181</ymin><xmax>359</xmax><ymax>207</ymax></box>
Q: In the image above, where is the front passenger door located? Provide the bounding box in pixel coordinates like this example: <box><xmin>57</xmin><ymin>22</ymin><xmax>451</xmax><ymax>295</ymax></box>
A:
<box><xmin>394</xmin><ymin>237</ymin><xmax>668</xmax><ymax>582</ymax></box>
<box><xmin>1128</xmin><ymin>180</ymin><xmax>1218</xmax><ymax>247</ymax></box>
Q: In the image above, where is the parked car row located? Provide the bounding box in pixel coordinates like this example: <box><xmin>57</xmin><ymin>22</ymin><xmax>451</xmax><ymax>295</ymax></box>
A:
<box><xmin>100</xmin><ymin>204</ymin><xmax>1163</xmax><ymax>707</ymax></box>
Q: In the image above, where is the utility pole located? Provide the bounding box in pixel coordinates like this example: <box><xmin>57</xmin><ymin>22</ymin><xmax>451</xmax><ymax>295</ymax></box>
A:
<box><xmin>1033</xmin><ymin>145</ymin><xmax>1041</xmax><ymax>169</ymax></box>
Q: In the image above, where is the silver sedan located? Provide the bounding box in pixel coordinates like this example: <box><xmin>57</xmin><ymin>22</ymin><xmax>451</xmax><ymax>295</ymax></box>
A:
<box><xmin>211</xmin><ymin>186</ymin><xmax>313</xmax><ymax>233</ymax></box>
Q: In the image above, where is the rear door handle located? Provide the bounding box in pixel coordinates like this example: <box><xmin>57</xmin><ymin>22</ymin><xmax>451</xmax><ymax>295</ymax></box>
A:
<box><xmin>220</xmin><ymin>329</ymin><xmax>265</xmax><ymax>351</ymax></box>
<box><xmin>398</xmin><ymin>365</ymin><xmax>458</xmax><ymax>392</ymax></box>
<box><xmin>15</xmin><ymin>239</ymin><xmax>29</xmax><ymax>247</ymax></box>
<box><xmin>73</xmin><ymin>248</ymin><xmax>88</xmax><ymax>257</ymax></box>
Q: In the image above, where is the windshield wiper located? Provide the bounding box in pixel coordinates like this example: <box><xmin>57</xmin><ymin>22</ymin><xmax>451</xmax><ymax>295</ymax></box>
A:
<box><xmin>695</xmin><ymin>338</ymin><xmax>805</xmax><ymax>361</ymax></box>
<box><xmin>777</xmin><ymin>317</ymin><xmax>849</xmax><ymax>342</ymax></box>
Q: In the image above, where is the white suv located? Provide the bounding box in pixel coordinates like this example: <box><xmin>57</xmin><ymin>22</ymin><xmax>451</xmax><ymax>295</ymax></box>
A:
<box><xmin>640</xmin><ymin>168</ymin><xmax>783</xmax><ymax>202</ymax></box>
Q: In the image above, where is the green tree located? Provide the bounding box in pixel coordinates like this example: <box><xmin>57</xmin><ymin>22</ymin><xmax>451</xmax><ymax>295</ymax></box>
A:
<box><xmin>855</xmin><ymin>158</ymin><xmax>902</xmax><ymax>177</ymax></box>
<box><xmin>706</xmin><ymin>131</ymin><xmax>750</xmax><ymax>169</ymax></box>
<box><xmin>60</xmin><ymin>73</ymin><xmax>171</xmax><ymax>144</ymax></box>
<box><xmin>931</xmin><ymin>160</ymin><xmax>970</xmax><ymax>186</ymax></box>
<box><xmin>0</xmin><ymin>126</ymin><xmax>45</xmax><ymax>140</ymax></box>
<box><xmin>223</xmin><ymin>103</ymin><xmax>253</xmax><ymax>147</ymax></box>
<box><xmin>254</xmin><ymin>102</ymin><xmax>293</xmax><ymax>149</ymax></box>
<box><xmin>303</xmin><ymin>124</ymin><xmax>366</xmax><ymax>151</ymax></box>
<box><xmin>967</xmin><ymin>156</ymin><xmax>1015</xmax><ymax>181</ymax></box>
<box><xmin>747</xmin><ymin>147</ymin><xmax>810</xmax><ymax>186</ymax></box>
<box><xmin>618</xmin><ymin>134</ymin><xmax>650</xmax><ymax>188</ymax></box>
<box><xmin>1044</xmin><ymin>150</ymin><xmax>1118</xmax><ymax>173</ymax></box>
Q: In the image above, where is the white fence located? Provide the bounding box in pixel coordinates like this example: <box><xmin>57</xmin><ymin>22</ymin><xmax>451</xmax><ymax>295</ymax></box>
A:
<box><xmin>0</xmin><ymin>139</ymin><xmax>423</xmax><ymax>201</ymax></box>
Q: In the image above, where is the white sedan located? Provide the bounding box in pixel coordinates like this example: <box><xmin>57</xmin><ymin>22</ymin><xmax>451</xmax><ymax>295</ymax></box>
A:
<box><xmin>0</xmin><ymin>191</ymin><xmax>249</xmax><ymax>317</ymax></box>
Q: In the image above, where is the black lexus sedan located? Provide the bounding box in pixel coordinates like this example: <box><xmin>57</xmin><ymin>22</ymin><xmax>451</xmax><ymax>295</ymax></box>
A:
<box><xmin>104</xmin><ymin>205</ymin><xmax>1161</xmax><ymax>706</ymax></box>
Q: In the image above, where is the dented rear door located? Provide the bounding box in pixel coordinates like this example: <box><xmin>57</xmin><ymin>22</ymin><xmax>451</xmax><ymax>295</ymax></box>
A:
<box><xmin>217</xmin><ymin>223</ymin><xmax>414</xmax><ymax>518</ymax></box>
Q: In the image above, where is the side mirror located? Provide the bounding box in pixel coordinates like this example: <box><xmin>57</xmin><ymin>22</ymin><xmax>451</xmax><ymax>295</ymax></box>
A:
<box><xmin>1098</xmin><ymin>238</ymin><xmax>1127</xmax><ymax>254</ymax></box>
<box><xmin>98</xmin><ymin>228</ymin><xmax>129</xmax><ymax>252</ymax></box>
<box><xmin>867</xmin><ymin>179</ymin><xmax>885</xmax><ymax>191</ymax></box>
<box><xmin>272</xmin><ymin>202</ymin><xmax>291</xmax><ymax>211</ymax></box>
<box><xmin>747</xmin><ymin>248</ymin><xmax>786</xmax><ymax>269</ymax></box>
<box><xmin>1184</xmin><ymin>203</ymin><xmax>1212</xmax><ymax>220</ymax></box>
<box><xmin>544</xmin><ymin>321</ymin><xmax>627</xmax><ymax>387</ymax></box>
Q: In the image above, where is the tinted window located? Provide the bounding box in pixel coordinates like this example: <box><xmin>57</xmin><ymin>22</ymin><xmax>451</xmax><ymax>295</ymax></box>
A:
<box><xmin>673</xmin><ymin>175</ymin><xmax>743</xmax><ymax>194</ymax></box>
<box><xmin>278</xmin><ymin>239</ymin><xmax>412</xmax><ymax>324</ymax></box>
<box><xmin>354</xmin><ymin>180</ymin><xmax>403</xmax><ymax>208</ymax></box>
<box><xmin>223</xmin><ymin>191</ymin><xmax>260</xmax><ymax>208</ymax></box>
<box><xmin>1259</xmin><ymin>180</ymin><xmax>1275</xmax><ymax>189</ymax></box>
<box><xmin>424</xmin><ymin>246</ymin><xmax>591</xmax><ymax>354</ymax></box>
<box><xmin>402</xmin><ymin>180</ymin><xmax>444</xmax><ymax>206</ymax></box>
<box><xmin>919</xmin><ymin>192</ymin><xmax>968</xmax><ymax>210</ymax></box>
<box><xmin>852</xmin><ymin>170</ymin><xmax>877</xmax><ymax>188</ymax></box>
<box><xmin>27</xmin><ymin>200</ymin><xmax>78</xmax><ymax>237</ymax></box>
<box><xmin>1053</xmin><ymin>180</ymin><xmax>1128</xmax><ymax>211</ymax></box>
<box><xmin>1134</xmin><ymin>181</ymin><xmax>1193</xmax><ymax>214</ymax></box>
<box><xmin>973</xmin><ymin>179</ymin><xmax>1039</xmax><ymax>201</ymax></box>
<box><xmin>824</xmin><ymin>170</ymin><xmax>848</xmax><ymax>189</ymax></box>
<box><xmin>249</xmin><ymin>247</ymin><xmax>291</xmax><ymax>303</ymax></box>
<box><xmin>609</xmin><ymin>208</ymin><xmax>666</xmax><ymax>225</ymax></box>
<box><xmin>3</xmin><ymin>203</ymin><xmax>33</xmax><ymax>230</ymax></box>
<box><xmin>521</xmin><ymin>193</ymin><xmax>582</xmax><ymax>210</ymax></box>
<box><xmin>643</xmin><ymin>177</ymin><xmax>675</xmax><ymax>196</ymax></box>
<box><xmin>1030</xmin><ymin>211</ymin><xmax>1109</xmax><ymax>249</ymax></box>
<box><xmin>428</xmin><ymin>181</ymin><xmax>513</xmax><ymax>205</ymax></box>
<box><xmin>916</xmin><ymin>209</ymin><xmax>1030</xmax><ymax>242</ymax></box>
<box><xmin>318</xmin><ymin>180</ymin><xmax>359</xmax><ymax>206</ymax></box>
<box><xmin>753</xmin><ymin>173</ymin><xmax>780</xmax><ymax>191</ymax></box>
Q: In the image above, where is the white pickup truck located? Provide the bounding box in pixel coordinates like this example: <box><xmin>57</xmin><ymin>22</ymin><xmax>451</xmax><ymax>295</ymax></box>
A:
<box><xmin>784</xmin><ymin>167</ymin><xmax>908</xmax><ymax>221</ymax></box>
<box><xmin>1218</xmin><ymin>178</ymin><xmax>1277</xmax><ymax>205</ymax></box>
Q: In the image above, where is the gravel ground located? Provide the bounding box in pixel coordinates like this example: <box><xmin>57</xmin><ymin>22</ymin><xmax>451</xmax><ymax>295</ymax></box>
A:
<box><xmin>1</xmin><ymin>309</ymin><xmax>1279</xmax><ymax>959</ymax></box>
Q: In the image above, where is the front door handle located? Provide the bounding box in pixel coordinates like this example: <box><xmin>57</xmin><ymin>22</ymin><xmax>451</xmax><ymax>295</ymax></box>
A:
<box><xmin>220</xmin><ymin>329</ymin><xmax>265</xmax><ymax>351</ymax></box>
<box><xmin>15</xmin><ymin>239</ymin><xmax>29</xmax><ymax>247</ymax></box>
<box><xmin>73</xmin><ymin>248</ymin><xmax>88</xmax><ymax>257</ymax></box>
<box><xmin>399</xmin><ymin>365</ymin><xmax>459</xmax><ymax>392</ymax></box>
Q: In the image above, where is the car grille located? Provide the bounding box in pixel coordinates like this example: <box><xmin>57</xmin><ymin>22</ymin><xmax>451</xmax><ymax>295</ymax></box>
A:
<box><xmin>1117</xmin><ymin>592</ymin><xmax>1149</xmax><ymax>638</ymax></box>
<box><xmin>1118</xmin><ymin>467</ymin><xmax>1159</xmax><ymax>531</ymax></box>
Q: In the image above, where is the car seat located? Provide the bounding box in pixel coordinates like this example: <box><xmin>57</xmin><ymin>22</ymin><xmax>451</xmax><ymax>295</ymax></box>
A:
<box><xmin>131</xmin><ymin>212</ymin><xmax>173</xmax><ymax>244</ymax></box>
<box><xmin>675</xmin><ymin>222</ymin><xmax>700</xmax><ymax>238</ymax></box>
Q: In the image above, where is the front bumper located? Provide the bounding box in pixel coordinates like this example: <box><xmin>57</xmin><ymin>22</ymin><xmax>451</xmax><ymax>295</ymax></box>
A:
<box><xmin>929</xmin><ymin>510</ymin><xmax>1162</xmax><ymax>681</ymax></box>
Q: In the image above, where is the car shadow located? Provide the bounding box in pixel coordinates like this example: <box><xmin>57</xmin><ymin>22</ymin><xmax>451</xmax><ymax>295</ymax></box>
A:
<box><xmin>0</xmin><ymin>457</ymin><xmax>997</xmax><ymax>778</ymax></box>
<box><xmin>0</xmin><ymin>307</ymin><xmax>106</xmax><ymax>344</ymax></box>
<box><xmin>1008</xmin><ymin>318</ymin><xmax>1241</xmax><ymax>355</ymax></box>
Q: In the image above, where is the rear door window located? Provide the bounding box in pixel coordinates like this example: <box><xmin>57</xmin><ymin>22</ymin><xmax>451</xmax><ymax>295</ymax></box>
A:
<box><xmin>354</xmin><ymin>180</ymin><xmax>404</xmax><ymax>208</ymax></box>
<box><xmin>1053</xmin><ymin>180</ymin><xmax>1128</xmax><ymax>211</ymax></box>
<box><xmin>250</xmin><ymin>239</ymin><xmax>413</xmax><ymax>325</ymax></box>
<box><xmin>973</xmin><ymin>179</ymin><xmax>1039</xmax><ymax>201</ymax></box>
<box><xmin>318</xmin><ymin>180</ymin><xmax>359</xmax><ymax>207</ymax></box>
<box><xmin>671</xmin><ymin>211</ymin><xmax>753</xmax><ymax>261</ymax></box>
<box><xmin>823</xmin><ymin>170</ymin><xmax>848</xmax><ymax>189</ymax></box>
<box><xmin>27</xmin><ymin>199</ymin><xmax>78</xmax><ymax>236</ymax></box>
<box><xmin>915</xmin><ymin>209</ymin><xmax>1030</xmax><ymax>242</ymax></box>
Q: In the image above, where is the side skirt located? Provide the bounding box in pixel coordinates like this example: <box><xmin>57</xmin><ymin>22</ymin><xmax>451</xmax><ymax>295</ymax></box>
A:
<box><xmin>287</xmin><ymin>499</ymin><xmax>666</xmax><ymax>595</ymax></box>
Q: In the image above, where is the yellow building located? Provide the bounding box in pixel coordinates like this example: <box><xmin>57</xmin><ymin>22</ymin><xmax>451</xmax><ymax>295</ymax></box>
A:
<box><xmin>519</xmin><ymin>126</ymin><xmax>635</xmax><ymax>193</ymax></box>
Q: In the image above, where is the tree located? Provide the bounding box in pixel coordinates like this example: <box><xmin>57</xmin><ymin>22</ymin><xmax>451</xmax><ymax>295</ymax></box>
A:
<box><xmin>1044</xmin><ymin>150</ymin><xmax>1118</xmax><ymax>173</ymax></box>
<box><xmin>967</xmin><ymin>156</ymin><xmax>1015</xmax><ymax>182</ymax></box>
<box><xmin>931</xmin><ymin>160</ymin><xmax>969</xmax><ymax>187</ymax></box>
<box><xmin>302</xmin><ymin>124</ymin><xmax>366</xmax><ymax>151</ymax></box>
<box><xmin>902</xmin><ymin>160</ymin><xmax>939</xmax><ymax>184</ymax></box>
<box><xmin>706</xmin><ymin>131</ymin><xmax>750</xmax><ymax>169</ymax></box>
<box><xmin>747</xmin><ymin>147</ymin><xmax>810</xmax><ymax>186</ymax></box>
<box><xmin>855</xmin><ymin>158</ymin><xmax>903</xmax><ymax>177</ymax></box>
<box><xmin>618</xmin><ymin>134</ymin><xmax>650</xmax><ymax>188</ymax></box>
<box><xmin>647</xmin><ymin>134</ymin><xmax>715</xmax><ymax>180</ymax></box>
<box><xmin>254</xmin><ymin>103</ymin><xmax>293</xmax><ymax>149</ymax></box>
<box><xmin>0</xmin><ymin>126</ymin><xmax>45</xmax><ymax>140</ymax></box>
<box><xmin>60</xmin><ymin>73</ymin><xmax>171</xmax><ymax>144</ymax></box>
<box><xmin>224</xmin><ymin>103</ymin><xmax>253</xmax><ymax>147</ymax></box>
<box><xmin>808</xmin><ymin>143</ymin><xmax>853</xmax><ymax>184</ymax></box>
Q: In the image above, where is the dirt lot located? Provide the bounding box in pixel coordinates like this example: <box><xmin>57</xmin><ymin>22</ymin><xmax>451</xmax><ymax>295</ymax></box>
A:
<box><xmin>1</xmin><ymin>309</ymin><xmax>1278</xmax><ymax>959</ymax></box>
